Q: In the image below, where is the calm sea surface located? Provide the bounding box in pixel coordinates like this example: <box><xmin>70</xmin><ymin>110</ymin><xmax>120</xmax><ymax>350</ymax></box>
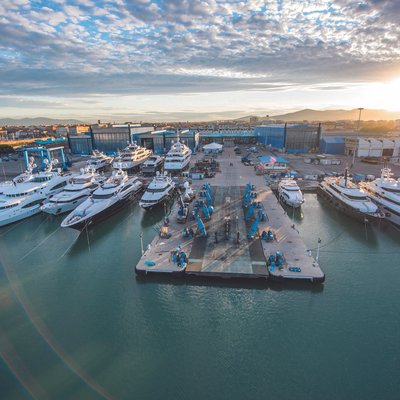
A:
<box><xmin>1</xmin><ymin>194</ymin><xmax>399</xmax><ymax>400</ymax></box>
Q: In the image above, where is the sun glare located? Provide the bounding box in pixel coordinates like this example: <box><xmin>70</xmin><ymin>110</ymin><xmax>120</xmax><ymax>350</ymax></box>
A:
<box><xmin>363</xmin><ymin>78</ymin><xmax>400</xmax><ymax>111</ymax></box>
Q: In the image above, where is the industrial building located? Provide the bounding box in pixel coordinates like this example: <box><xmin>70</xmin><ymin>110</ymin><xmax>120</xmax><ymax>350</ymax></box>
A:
<box><xmin>319</xmin><ymin>137</ymin><xmax>346</xmax><ymax>155</ymax></box>
<box><xmin>199</xmin><ymin>130</ymin><xmax>256</xmax><ymax>146</ymax></box>
<box><xmin>254</xmin><ymin>124</ymin><xmax>321</xmax><ymax>153</ymax></box>
<box><xmin>345</xmin><ymin>137</ymin><xmax>400</xmax><ymax>158</ymax></box>
<box><xmin>67</xmin><ymin>124</ymin><xmax>199</xmax><ymax>155</ymax></box>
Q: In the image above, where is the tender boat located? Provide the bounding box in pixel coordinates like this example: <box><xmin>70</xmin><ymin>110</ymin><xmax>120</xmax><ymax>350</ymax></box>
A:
<box><xmin>360</xmin><ymin>168</ymin><xmax>400</xmax><ymax>228</ymax></box>
<box><xmin>139</xmin><ymin>172</ymin><xmax>175</xmax><ymax>209</ymax></box>
<box><xmin>317</xmin><ymin>171</ymin><xmax>384</xmax><ymax>223</ymax></box>
<box><xmin>112</xmin><ymin>142</ymin><xmax>152</xmax><ymax>170</ymax></box>
<box><xmin>61</xmin><ymin>169</ymin><xmax>143</xmax><ymax>230</ymax></box>
<box><xmin>163</xmin><ymin>139</ymin><xmax>192</xmax><ymax>172</ymax></box>
<box><xmin>87</xmin><ymin>150</ymin><xmax>113</xmax><ymax>171</ymax></box>
<box><xmin>0</xmin><ymin>160</ymin><xmax>71</xmax><ymax>227</ymax></box>
<box><xmin>278</xmin><ymin>179</ymin><xmax>304</xmax><ymax>208</ymax></box>
<box><xmin>140</xmin><ymin>155</ymin><xmax>164</xmax><ymax>175</ymax></box>
<box><xmin>41</xmin><ymin>167</ymin><xmax>105</xmax><ymax>215</ymax></box>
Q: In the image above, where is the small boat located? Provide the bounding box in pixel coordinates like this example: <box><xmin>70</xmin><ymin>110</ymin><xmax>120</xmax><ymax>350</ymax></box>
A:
<box><xmin>41</xmin><ymin>167</ymin><xmax>105</xmax><ymax>215</ymax></box>
<box><xmin>61</xmin><ymin>169</ymin><xmax>142</xmax><ymax>230</ymax></box>
<box><xmin>139</xmin><ymin>172</ymin><xmax>175</xmax><ymax>209</ymax></box>
<box><xmin>360</xmin><ymin>168</ymin><xmax>400</xmax><ymax>229</ymax></box>
<box><xmin>112</xmin><ymin>142</ymin><xmax>152</xmax><ymax>170</ymax></box>
<box><xmin>278</xmin><ymin>179</ymin><xmax>304</xmax><ymax>208</ymax></box>
<box><xmin>317</xmin><ymin>170</ymin><xmax>384</xmax><ymax>223</ymax></box>
<box><xmin>87</xmin><ymin>150</ymin><xmax>113</xmax><ymax>171</ymax></box>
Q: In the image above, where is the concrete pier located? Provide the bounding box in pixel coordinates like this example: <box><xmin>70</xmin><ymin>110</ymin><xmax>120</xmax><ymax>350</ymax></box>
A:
<box><xmin>135</xmin><ymin>148</ymin><xmax>325</xmax><ymax>284</ymax></box>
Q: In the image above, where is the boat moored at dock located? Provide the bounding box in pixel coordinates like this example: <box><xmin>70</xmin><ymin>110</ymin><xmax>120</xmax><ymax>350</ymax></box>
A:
<box><xmin>0</xmin><ymin>160</ymin><xmax>71</xmax><ymax>227</ymax></box>
<box><xmin>140</xmin><ymin>155</ymin><xmax>164</xmax><ymax>175</ymax></box>
<box><xmin>139</xmin><ymin>172</ymin><xmax>175</xmax><ymax>209</ymax></box>
<box><xmin>41</xmin><ymin>167</ymin><xmax>105</xmax><ymax>215</ymax></box>
<box><xmin>360</xmin><ymin>168</ymin><xmax>400</xmax><ymax>229</ymax></box>
<box><xmin>61</xmin><ymin>169</ymin><xmax>143</xmax><ymax>230</ymax></box>
<box><xmin>278</xmin><ymin>179</ymin><xmax>304</xmax><ymax>208</ymax></box>
<box><xmin>317</xmin><ymin>173</ymin><xmax>384</xmax><ymax>223</ymax></box>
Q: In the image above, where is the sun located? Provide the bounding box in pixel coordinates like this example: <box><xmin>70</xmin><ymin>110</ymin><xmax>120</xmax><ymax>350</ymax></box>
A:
<box><xmin>362</xmin><ymin>78</ymin><xmax>400</xmax><ymax>111</ymax></box>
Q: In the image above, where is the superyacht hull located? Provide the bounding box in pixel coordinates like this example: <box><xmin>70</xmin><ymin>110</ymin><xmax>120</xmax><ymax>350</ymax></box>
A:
<box><xmin>0</xmin><ymin>205</ymin><xmax>42</xmax><ymax>227</ymax></box>
<box><xmin>62</xmin><ymin>187</ymin><xmax>142</xmax><ymax>230</ymax></box>
<box><xmin>317</xmin><ymin>185</ymin><xmax>382</xmax><ymax>224</ymax></box>
<box><xmin>41</xmin><ymin>197</ymin><xmax>88</xmax><ymax>215</ymax></box>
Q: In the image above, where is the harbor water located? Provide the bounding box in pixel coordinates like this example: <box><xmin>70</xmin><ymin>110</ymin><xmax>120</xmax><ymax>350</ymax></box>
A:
<box><xmin>1</xmin><ymin>194</ymin><xmax>399</xmax><ymax>400</ymax></box>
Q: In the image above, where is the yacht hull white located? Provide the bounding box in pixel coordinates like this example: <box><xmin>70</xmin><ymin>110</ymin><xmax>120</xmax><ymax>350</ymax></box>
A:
<box><xmin>317</xmin><ymin>181</ymin><xmax>383</xmax><ymax>223</ymax></box>
<box><xmin>61</xmin><ymin>172</ymin><xmax>143</xmax><ymax>230</ymax></box>
<box><xmin>278</xmin><ymin>180</ymin><xmax>304</xmax><ymax>208</ymax></box>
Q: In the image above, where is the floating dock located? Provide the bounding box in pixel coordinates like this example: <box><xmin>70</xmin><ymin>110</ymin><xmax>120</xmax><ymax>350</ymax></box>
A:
<box><xmin>135</xmin><ymin>150</ymin><xmax>325</xmax><ymax>284</ymax></box>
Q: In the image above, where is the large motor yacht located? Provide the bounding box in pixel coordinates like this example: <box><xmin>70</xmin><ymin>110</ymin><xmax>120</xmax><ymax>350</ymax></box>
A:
<box><xmin>41</xmin><ymin>167</ymin><xmax>105</xmax><ymax>215</ymax></box>
<box><xmin>140</xmin><ymin>155</ymin><xmax>164</xmax><ymax>175</ymax></box>
<box><xmin>278</xmin><ymin>179</ymin><xmax>304</xmax><ymax>208</ymax></box>
<box><xmin>61</xmin><ymin>169</ymin><xmax>143</xmax><ymax>230</ymax></box>
<box><xmin>139</xmin><ymin>172</ymin><xmax>175</xmax><ymax>209</ymax></box>
<box><xmin>317</xmin><ymin>172</ymin><xmax>384</xmax><ymax>223</ymax></box>
<box><xmin>0</xmin><ymin>160</ymin><xmax>71</xmax><ymax>227</ymax></box>
<box><xmin>163</xmin><ymin>139</ymin><xmax>192</xmax><ymax>173</ymax></box>
<box><xmin>112</xmin><ymin>142</ymin><xmax>152</xmax><ymax>170</ymax></box>
<box><xmin>360</xmin><ymin>168</ymin><xmax>400</xmax><ymax>229</ymax></box>
<box><xmin>87</xmin><ymin>150</ymin><xmax>113</xmax><ymax>171</ymax></box>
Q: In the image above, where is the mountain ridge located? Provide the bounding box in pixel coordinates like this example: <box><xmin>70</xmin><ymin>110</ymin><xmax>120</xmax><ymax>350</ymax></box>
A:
<box><xmin>0</xmin><ymin>117</ymin><xmax>85</xmax><ymax>126</ymax></box>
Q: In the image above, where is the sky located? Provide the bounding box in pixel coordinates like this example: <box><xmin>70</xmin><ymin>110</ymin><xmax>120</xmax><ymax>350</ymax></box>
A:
<box><xmin>1</xmin><ymin>0</ymin><xmax>400</xmax><ymax>122</ymax></box>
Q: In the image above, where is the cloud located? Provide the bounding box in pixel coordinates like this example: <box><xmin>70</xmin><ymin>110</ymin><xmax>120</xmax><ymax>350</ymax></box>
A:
<box><xmin>1</xmin><ymin>0</ymin><xmax>400</xmax><ymax>115</ymax></box>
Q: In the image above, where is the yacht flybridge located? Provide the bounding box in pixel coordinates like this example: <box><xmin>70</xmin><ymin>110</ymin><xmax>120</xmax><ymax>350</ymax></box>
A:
<box><xmin>317</xmin><ymin>172</ymin><xmax>384</xmax><ymax>223</ymax></box>
<box><xmin>87</xmin><ymin>150</ymin><xmax>113</xmax><ymax>171</ymax></box>
<box><xmin>61</xmin><ymin>169</ymin><xmax>143</xmax><ymax>230</ymax></box>
<box><xmin>278</xmin><ymin>179</ymin><xmax>304</xmax><ymax>208</ymax></box>
<box><xmin>163</xmin><ymin>139</ymin><xmax>192</xmax><ymax>172</ymax></box>
<box><xmin>360</xmin><ymin>168</ymin><xmax>400</xmax><ymax>228</ymax></box>
<box><xmin>0</xmin><ymin>159</ymin><xmax>71</xmax><ymax>227</ymax></box>
<box><xmin>112</xmin><ymin>142</ymin><xmax>152</xmax><ymax>170</ymax></box>
<box><xmin>41</xmin><ymin>167</ymin><xmax>105</xmax><ymax>215</ymax></box>
<box><xmin>139</xmin><ymin>172</ymin><xmax>175</xmax><ymax>209</ymax></box>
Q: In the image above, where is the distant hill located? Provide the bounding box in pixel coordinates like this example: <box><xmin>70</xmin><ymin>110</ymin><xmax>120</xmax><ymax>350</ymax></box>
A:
<box><xmin>0</xmin><ymin>117</ymin><xmax>85</xmax><ymax>126</ymax></box>
<box><xmin>269</xmin><ymin>109</ymin><xmax>400</xmax><ymax>122</ymax></box>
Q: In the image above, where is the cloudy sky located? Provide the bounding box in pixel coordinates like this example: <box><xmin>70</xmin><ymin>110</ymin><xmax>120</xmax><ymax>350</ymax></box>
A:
<box><xmin>1</xmin><ymin>0</ymin><xmax>400</xmax><ymax>121</ymax></box>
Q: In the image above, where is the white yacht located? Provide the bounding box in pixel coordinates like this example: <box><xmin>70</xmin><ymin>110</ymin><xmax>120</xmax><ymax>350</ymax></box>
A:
<box><xmin>0</xmin><ymin>161</ymin><xmax>71</xmax><ymax>227</ymax></box>
<box><xmin>112</xmin><ymin>142</ymin><xmax>152</xmax><ymax>170</ymax></box>
<box><xmin>61</xmin><ymin>169</ymin><xmax>143</xmax><ymax>230</ymax></box>
<box><xmin>139</xmin><ymin>172</ymin><xmax>175</xmax><ymax>209</ymax></box>
<box><xmin>360</xmin><ymin>168</ymin><xmax>400</xmax><ymax>228</ymax></box>
<box><xmin>140</xmin><ymin>155</ymin><xmax>164</xmax><ymax>174</ymax></box>
<box><xmin>41</xmin><ymin>167</ymin><xmax>105</xmax><ymax>215</ymax></box>
<box><xmin>278</xmin><ymin>179</ymin><xmax>304</xmax><ymax>208</ymax></box>
<box><xmin>317</xmin><ymin>173</ymin><xmax>384</xmax><ymax>223</ymax></box>
<box><xmin>164</xmin><ymin>139</ymin><xmax>192</xmax><ymax>172</ymax></box>
<box><xmin>87</xmin><ymin>150</ymin><xmax>113</xmax><ymax>171</ymax></box>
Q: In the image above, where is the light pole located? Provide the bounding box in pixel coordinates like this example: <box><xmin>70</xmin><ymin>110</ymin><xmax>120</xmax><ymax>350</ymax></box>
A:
<box><xmin>357</xmin><ymin>107</ymin><xmax>364</xmax><ymax>131</ymax></box>
<box><xmin>316</xmin><ymin>238</ymin><xmax>322</xmax><ymax>262</ymax></box>
<box><xmin>139</xmin><ymin>232</ymin><xmax>144</xmax><ymax>255</ymax></box>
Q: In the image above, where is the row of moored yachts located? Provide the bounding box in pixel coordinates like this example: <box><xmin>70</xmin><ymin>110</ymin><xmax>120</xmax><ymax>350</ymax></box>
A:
<box><xmin>0</xmin><ymin>140</ymin><xmax>192</xmax><ymax>230</ymax></box>
<box><xmin>277</xmin><ymin>169</ymin><xmax>400</xmax><ymax>228</ymax></box>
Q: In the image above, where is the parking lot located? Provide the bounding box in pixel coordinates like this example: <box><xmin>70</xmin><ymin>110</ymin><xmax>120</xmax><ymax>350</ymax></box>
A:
<box><xmin>233</xmin><ymin>143</ymin><xmax>400</xmax><ymax>179</ymax></box>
